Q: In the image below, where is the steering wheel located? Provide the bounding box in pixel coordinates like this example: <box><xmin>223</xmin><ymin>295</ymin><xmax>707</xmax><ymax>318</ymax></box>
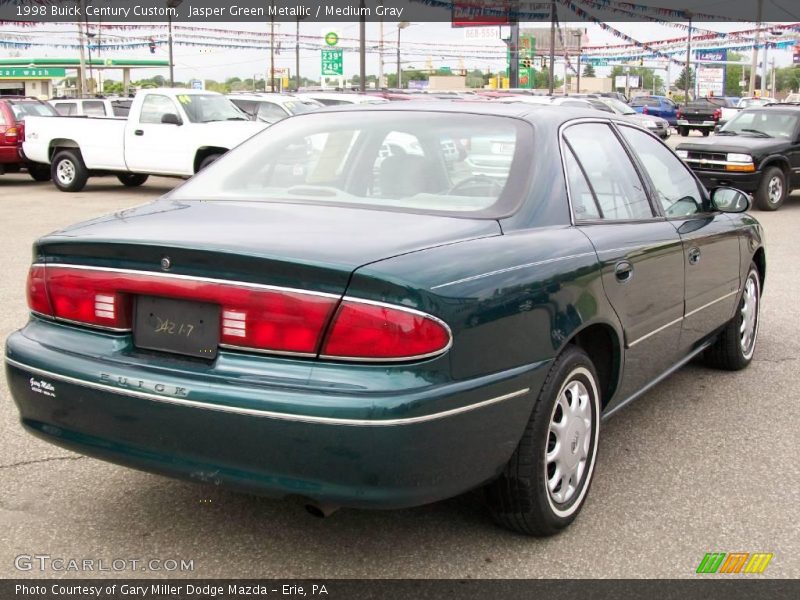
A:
<box><xmin>448</xmin><ymin>175</ymin><xmax>504</xmax><ymax>196</ymax></box>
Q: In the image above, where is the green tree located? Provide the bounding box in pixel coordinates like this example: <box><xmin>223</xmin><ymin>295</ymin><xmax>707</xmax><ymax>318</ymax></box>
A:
<box><xmin>725</xmin><ymin>52</ymin><xmax>744</xmax><ymax>96</ymax></box>
<box><xmin>675</xmin><ymin>67</ymin><xmax>695</xmax><ymax>92</ymax></box>
<box><xmin>582</xmin><ymin>63</ymin><xmax>596</xmax><ymax>78</ymax></box>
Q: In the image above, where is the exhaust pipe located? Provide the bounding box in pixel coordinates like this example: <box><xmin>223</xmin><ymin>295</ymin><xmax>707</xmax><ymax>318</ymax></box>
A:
<box><xmin>304</xmin><ymin>501</ymin><xmax>340</xmax><ymax>518</ymax></box>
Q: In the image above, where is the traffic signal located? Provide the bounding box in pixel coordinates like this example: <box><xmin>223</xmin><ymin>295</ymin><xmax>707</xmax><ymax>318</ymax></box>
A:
<box><xmin>521</xmin><ymin>59</ymin><xmax>532</xmax><ymax>69</ymax></box>
<box><xmin>149</xmin><ymin>39</ymin><xmax>156</xmax><ymax>54</ymax></box>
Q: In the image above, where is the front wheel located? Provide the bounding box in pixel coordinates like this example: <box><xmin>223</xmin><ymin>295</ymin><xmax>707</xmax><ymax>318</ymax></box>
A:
<box><xmin>51</xmin><ymin>149</ymin><xmax>88</xmax><ymax>192</ymax></box>
<box><xmin>704</xmin><ymin>264</ymin><xmax>761</xmax><ymax>371</ymax></box>
<box><xmin>198</xmin><ymin>153</ymin><xmax>223</xmax><ymax>172</ymax></box>
<box><xmin>485</xmin><ymin>346</ymin><xmax>601</xmax><ymax>536</ymax></box>
<box><xmin>754</xmin><ymin>166</ymin><xmax>786</xmax><ymax>211</ymax></box>
<box><xmin>117</xmin><ymin>173</ymin><xmax>149</xmax><ymax>187</ymax></box>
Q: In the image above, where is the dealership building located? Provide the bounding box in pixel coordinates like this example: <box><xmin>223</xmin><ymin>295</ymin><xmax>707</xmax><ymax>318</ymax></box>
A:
<box><xmin>0</xmin><ymin>58</ymin><xmax>170</xmax><ymax>97</ymax></box>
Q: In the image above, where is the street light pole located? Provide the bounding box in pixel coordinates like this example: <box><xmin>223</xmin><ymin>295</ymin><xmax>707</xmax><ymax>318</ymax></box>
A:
<box><xmin>548</xmin><ymin>0</ymin><xmax>556</xmax><ymax>94</ymax></box>
<box><xmin>685</xmin><ymin>11</ymin><xmax>692</xmax><ymax>102</ymax></box>
<box><xmin>749</xmin><ymin>0</ymin><xmax>763</xmax><ymax>96</ymax></box>
<box><xmin>574</xmin><ymin>30</ymin><xmax>582</xmax><ymax>93</ymax></box>
<box><xmin>295</xmin><ymin>17</ymin><xmax>300</xmax><ymax>91</ymax></box>
<box><xmin>270</xmin><ymin>16</ymin><xmax>275</xmax><ymax>92</ymax></box>
<box><xmin>167</xmin><ymin>0</ymin><xmax>182</xmax><ymax>88</ymax></box>
<box><xmin>359</xmin><ymin>1</ymin><xmax>366</xmax><ymax>93</ymax></box>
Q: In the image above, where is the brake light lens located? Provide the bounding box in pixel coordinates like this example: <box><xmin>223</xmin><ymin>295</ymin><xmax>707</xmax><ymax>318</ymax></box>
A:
<box><xmin>26</xmin><ymin>265</ymin><xmax>452</xmax><ymax>361</ymax></box>
<box><xmin>676</xmin><ymin>109</ymin><xmax>682</xmax><ymax>119</ymax></box>
<box><xmin>4</xmin><ymin>126</ymin><xmax>18</xmax><ymax>144</ymax></box>
<box><xmin>713</xmin><ymin>108</ymin><xmax>721</xmax><ymax>120</ymax></box>
<box><xmin>642</xmin><ymin>105</ymin><xmax>649</xmax><ymax>115</ymax></box>
<box><xmin>321</xmin><ymin>300</ymin><xmax>451</xmax><ymax>360</ymax></box>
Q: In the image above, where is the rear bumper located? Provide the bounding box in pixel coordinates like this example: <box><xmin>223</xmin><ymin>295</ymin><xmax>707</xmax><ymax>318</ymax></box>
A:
<box><xmin>5</xmin><ymin>319</ymin><xmax>544</xmax><ymax>509</ymax></box>
<box><xmin>677</xmin><ymin>119</ymin><xmax>716</xmax><ymax>129</ymax></box>
<box><xmin>691</xmin><ymin>169</ymin><xmax>760</xmax><ymax>193</ymax></box>
<box><xmin>0</xmin><ymin>144</ymin><xmax>21</xmax><ymax>165</ymax></box>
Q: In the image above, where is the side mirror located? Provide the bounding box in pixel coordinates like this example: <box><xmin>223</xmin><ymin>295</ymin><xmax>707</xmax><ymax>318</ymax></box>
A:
<box><xmin>161</xmin><ymin>113</ymin><xmax>182</xmax><ymax>125</ymax></box>
<box><xmin>711</xmin><ymin>187</ymin><xmax>750</xmax><ymax>213</ymax></box>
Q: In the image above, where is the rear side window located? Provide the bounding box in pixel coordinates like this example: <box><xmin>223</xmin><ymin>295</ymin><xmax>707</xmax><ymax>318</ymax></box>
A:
<box><xmin>0</xmin><ymin>107</ymin><xmax>6</xmax><ymax>126</ymax></box>
<box><xmin>231</xmin><ymin>99</ymin><xmax>256</xmax><ymax>116</ymax></box>
<box><xmin>9</xmin><ymin>100</ymin><xmax>57</xmax><ymax>119</ymax></box>
<box><xmin>53</xmin><ymin>102</ymin><xmax>76</xmax><ymax>116</ymax></box>
<box><xmin>563</xmin><ymin>144</ymin><xmax>601</xmax><ymax>220</ymax></box>
<box><xmin>82</xmin><ymin>101</ymin><xmax>107</xmax><ymax>116</ymax></box>
<box><xmin>256</xmin><ymin>102</ymin><xmax>288</xmax><ymax>123</ymax></box>
<box><xmin>563</xmin><ymin>123</ymin><xmax>653</xmax><ymax>221</ymax></box>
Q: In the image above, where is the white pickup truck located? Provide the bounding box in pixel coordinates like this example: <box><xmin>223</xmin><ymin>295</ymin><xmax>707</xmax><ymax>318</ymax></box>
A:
<box><xmin>23</xmin><ymin>88</ymin><xmax>267</xmax><ymax>192</ymax></box>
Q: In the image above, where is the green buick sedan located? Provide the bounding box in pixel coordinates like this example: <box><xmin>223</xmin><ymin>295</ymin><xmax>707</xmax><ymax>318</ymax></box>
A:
<box><xmin>5</xmin><ymin>103</ymin><xmax>764</xmax><ymax>536</ymax></box>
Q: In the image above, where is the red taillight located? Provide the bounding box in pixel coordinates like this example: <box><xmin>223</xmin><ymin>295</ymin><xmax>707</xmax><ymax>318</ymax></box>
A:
<box><xmin>642</xmin><ymin>105</ymin><xmax>649</xmax><ymax>115</ymax></box>
<box><xmin>321</xmin><ymin>300</ymin><xmax>451</xmax><ymax>360</ymax></box>
<box><xmin>26</xmin><ymin>265</ymin><xmax>452</xmax><ymax>361</ymax></box>
<box><xmin>4</xmin><ymin>126</ymin><xmax>18</xmax><ymax>144</ymax></box>
<box><xmin>676</xmin><ymin>109</ymin><xmax>682</xmax><ymax>119</ymax></box>
<box><xmin>26</xmin><ymin>265</ymin><xmax>53</xmax><ymax>316</ymax></box>
<box><xmin>713</xmin><ymin>108</ymin><xmax>721</xmax><ymax>120</ymax></box>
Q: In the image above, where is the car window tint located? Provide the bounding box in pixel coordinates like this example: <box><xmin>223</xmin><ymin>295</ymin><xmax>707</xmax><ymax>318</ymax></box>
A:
<box><xmin>256</xmin><ymin>101</ymin><xmax>288</xmax><ymax>123</ymax></box>
<box><xmin>563</xmin><ymin>144</ymin><xmax>601</xmax><ymax>220</ymax></box>
<box><xmin>140</xmin><ymin>94</ymin><xmax>179</xmax><ymax>124</ymax></box>
<box><xmin>563</xmin><ymin>123</ymin><xmax>653</xmax><ymax>220</ymax></box>
<box><xmin>619</xmin><ymin>126</ymin><xmax>704</xmax><ymax>217</ymax></box>
<box><xmin>82</xmin><ymin>101</ymin><xmax>106</xmax><ymax>116</ymax></box>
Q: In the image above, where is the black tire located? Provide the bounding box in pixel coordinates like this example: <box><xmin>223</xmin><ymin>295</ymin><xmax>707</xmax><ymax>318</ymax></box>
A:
<box><xmin>27</xmin><ymin>163</ymin><xmax>51</xmax><ymax>181</ymax></box>
<box><xmin>51</xmin><ymin>149</ymin><xmax>88</xmax><ymax>192</ymax></box>
<box><xmin>702</xmin><ymin>129</ymin><xmax>710</xmax><ymax>137</ymax></box>
<box><xmin>485</xmin><ymin>345</ymin><xmax>601</xmax><ymax>536</ymax></box>
<box><xmin>679</xmin><ymin>126</ymin><xmax>689</xmax><ymax>136</ymax></box>
<box><xmin>117</xmin><ymin>173</ymin><xmax>149</xmax><ymax>187</ymax></box>
<box><xmin>754</xmin><ymin>166</ymin><xmax>786</xmax><ymax>211</ymax></box>
<box><xmin>198</xmin><ymin>153</ymin><xmax>223</xmax><ymax>172</ymax></box>
<box><xmin>704</xmin><ymin>263</ymin><xmax>761</xmax><ymax>371</ymax></box>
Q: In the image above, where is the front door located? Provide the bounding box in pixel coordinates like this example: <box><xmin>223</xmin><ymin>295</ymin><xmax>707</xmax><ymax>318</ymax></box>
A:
<box><xmin>617</xmin><ymin>125</ymin><xmax>741</xmax><ymax>350</ymax></box>
<box><xmin>124</xmin><ymin>92</ymin><xmax>189</xmax><ymax>175</ymax></box>
<box><xmin>562</xmin><ymin>122</ymin><xmax>685</xmax><ymax>406</ymax></box>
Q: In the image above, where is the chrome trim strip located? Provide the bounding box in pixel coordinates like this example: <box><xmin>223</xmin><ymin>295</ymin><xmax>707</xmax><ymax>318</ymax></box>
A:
<box><xmin>218</xmin><ymin>344</ymin><xmax>317</xmax><ymax>359</ymax></box>
<box><xmin>684</xmin><ymin>158</ymin><xmax>750</xmax><ymax>167</ymax></box>
<box><xmin>31</xmin><ymin>263</ymin><xmax>341</xmax><ymax>299</ymax></box>
<box><xmin>4</xmin><ymin>357</ymin><xmax>528</xmax><ymax>426</ymax></box>
<box><xmin>685</xmin><ymin>289</ymin><xmax>739</xmax><ymax>318</ymax></box>
<box><xmin>430</xmin><ymin>252</ymin><xmax>596</xmax><ymax>290</ymax></box>
<box><xmin>626</xmin><ymin>316</ymin><xmax>684</xmax><ymax>348</ymax></box>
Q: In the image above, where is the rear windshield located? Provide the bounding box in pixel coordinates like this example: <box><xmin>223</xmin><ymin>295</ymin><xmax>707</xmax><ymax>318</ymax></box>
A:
<box><xmin>8</xmin><ymin>100</ymin><xmax>56</xmax><ymax>119</ymax></box>
<box><xmin>169</xmin><ymin>111</ymin><xmax>532</xmax><ymax>218</ymax></box>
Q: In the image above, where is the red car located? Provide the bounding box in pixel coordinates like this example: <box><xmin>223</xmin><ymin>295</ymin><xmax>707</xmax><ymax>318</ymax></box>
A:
<box><xmin>0</xmin><ymin>96</ymin><xmax>56</xmax><ymax>181</ymax></box>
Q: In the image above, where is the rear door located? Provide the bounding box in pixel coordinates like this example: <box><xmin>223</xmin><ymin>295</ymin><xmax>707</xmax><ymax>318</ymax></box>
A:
<box><xmin>617</xmin><ymin>124</ymin><xmax>741</xmax><ymax>350</ymax></box>
<box><xmin>562</xmin><ymin>121</ymin><xmax>685</xmax><ymax>405</ymax></box>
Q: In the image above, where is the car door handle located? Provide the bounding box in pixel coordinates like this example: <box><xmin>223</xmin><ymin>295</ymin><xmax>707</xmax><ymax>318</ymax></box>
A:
<box><xmin>688</xmin><ymin>247</ymin><xmax>701</xmax><ymax>265</ymax></box>
<box><xmin>134</xmin><ymin>129</ymin><xmax>144</xmax><ymax>136</ymax></box>
<box><xmin>614</xmin><ymin>261</ymin><xmax>633</xmax><ymax>282</ymax></box>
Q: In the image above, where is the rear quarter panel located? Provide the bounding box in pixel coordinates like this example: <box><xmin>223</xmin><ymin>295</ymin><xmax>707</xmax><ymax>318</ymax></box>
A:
<box><xmin>348</xmin><ymin>226</ymin><xmax>619</xmax><ymax>382</ymax></box>
<box><xmin>24</xmin><ymin>116</ymin><xmax>127</xmax><ymax>170</ymax></box>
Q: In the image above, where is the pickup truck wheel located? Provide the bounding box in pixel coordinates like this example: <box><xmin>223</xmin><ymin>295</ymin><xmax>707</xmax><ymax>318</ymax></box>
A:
<box><xmin>704</xmin><ymin>263</ymin><xmax>760</xmax><ymax>370</ymax></box>
<box><xmin>702</xmin><ymin>129</ymin><xmax>710</xmax><ymax>137</ymax></box>
<box><xmin>198</xmin><ymin>153</ymin><xmax>223</xmax><ymax>171</ymax></box>
<box><xmin>51</xmin><ymin>150</ymin><xmax>88</xmax><ymax>192</ymax></box>
<box><xmin>484</xmin><ymin>346</ymin><xmax>600</xmax><ymax>536</ymax></box>
<box><xmin>28</xmin><ymin>164</ymin><xmax>51</xmax><ymax>181</ymax></box>
<box><xmin>679</xmin><ymin>126</ymin><xmax>689</xmax><ymax>136</ymax></box>
<box><xmin>117</xmin><ymin>173</ymin><xmax>149</xmax><ymax>187</ymax></box>
<box><xmin>755</xmin><ymin>167</ymin><xmax>786</xmax><ymax>211</ymax></box>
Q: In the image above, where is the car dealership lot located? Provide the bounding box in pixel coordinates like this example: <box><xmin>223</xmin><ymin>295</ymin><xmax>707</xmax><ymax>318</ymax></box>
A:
<box><xmin>1</xmin><ymin>174</ymin><xmax>798</xmax><ymax>578</ymax></box>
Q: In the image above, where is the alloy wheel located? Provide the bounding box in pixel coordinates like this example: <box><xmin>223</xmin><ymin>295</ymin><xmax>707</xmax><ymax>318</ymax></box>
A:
<box><xmin>740</xmin><ymin>273</ymin><xmax>760</xmax><ymax>359</ymax></box>
<box><xmin>56</xmin><ymin>159</ymin><xmax>75</xmax><ymax>185</ymax></box>
<box><xmin>767</xmin><ymin>175</ymin><xmax>783</xmax><ymax>205</ymax></box>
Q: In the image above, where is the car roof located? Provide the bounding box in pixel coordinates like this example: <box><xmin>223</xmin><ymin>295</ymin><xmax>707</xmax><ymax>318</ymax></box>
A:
<box><xmin>308</xmin><ymin>100</ymin><xmax>630</xmax><ymax>127</ymax></box>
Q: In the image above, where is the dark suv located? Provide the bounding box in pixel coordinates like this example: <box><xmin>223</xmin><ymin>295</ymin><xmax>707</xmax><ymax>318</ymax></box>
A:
<box><xmin>0</xmin><ymin>97</ymin><xmax>56</xmax><ymax>180</ymax></box>
<box><xmin>676</xmin><ymin>105</ymin><xmax>800</xmax><ymax>210</ymax></box>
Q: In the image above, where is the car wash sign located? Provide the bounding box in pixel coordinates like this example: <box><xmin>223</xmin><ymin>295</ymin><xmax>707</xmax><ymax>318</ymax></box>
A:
<box><xmin>696</xmin><ymin>50</ymin><xmax>727</xmax><ymax>97</ymax></box>
<box><xmin>0</xmin><ymin>67</ymin><xmax>66</xmax><ymax>79</ymax></box>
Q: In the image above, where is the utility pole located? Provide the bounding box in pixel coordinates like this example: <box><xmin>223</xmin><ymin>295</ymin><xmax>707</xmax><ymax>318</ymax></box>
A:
<box><xmin>749</xmin><ymin>0</ymin><xmax>763</xmax><ymax>96</ymax></box>
<box><xmin>575</xmin><ymin>30</ymin><xmax>582</xmax><ymax>94</ymax></box>
<box><xmin>295</xmin><ymin>18</ymin><xmax>300</xmax><ymax>91</ymax></box>
<box><xmin>269</xmin><ymin>16</ymin><xmax>275</xmax><ymax>92</ymax></box>
<box><xmin>359</xmin><ymin>1</ymin><xmax>366</xmax><ymax>93</ymax></box>
<box><xmin>378</xmin><ymin>19</ymin><xmax>384</xmax><ymax>88</ymax></box>
<box><xmin>76</xmin><ymin>20</ymin><xmax>87</xmax><ymax>97</ymax></box>
<box><xmin>761</xmin><ymin>40</ymin><xmax>769</xmax><ymax>97</ymax></box>
<box><xmin>508</xmin><ymin>18</ymin><xmax>519</xmax><ymax>89</ymax></box>
<box><xmin>548</xmin><ymin>0</ymin><xmax>556</xmax><ymax>93</ymax></box>
<box><xmin>685</xmin><ymin>11</ymin><xmax>692</xmax><ymax>102</ymax></box>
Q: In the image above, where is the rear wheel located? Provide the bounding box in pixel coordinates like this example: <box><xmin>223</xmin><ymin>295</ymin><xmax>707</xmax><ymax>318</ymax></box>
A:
<box><xmin>198</xmin><ymin>153</ymin><xmax>223</xmax><ymax>171</ymax></box>
<box><xmin>704</xmin><ymin>263</ymin><xmax>760</xmax><ymax>370</ymax></box>
<box><xmin>28</xmin><ymin>163</ymin><xmax>51</xmax><ymax>181</ymax></box>
<box><xmin>679</xmin><ymin>126</ymin><xmax>689</xmax><ymax>136</ymax></box>
<box><xmin>702</xmin><ymin>129</ymin><xmax>710</xmax><ymax>137</ymax></box>
<box><xmin>754</xmin><ymin>167</ymin><xmax>786</xmax><ymax>211</ymax></box>
<box><xmin>485</xmin><ymin>346</ymin><xmax>601</xmax><ymax>536</ymax></box>
<box><xmin>117</xmin><ymin>173</ymin><xmax>149</xmax><ymax>187</ymax></box>
<box><xmin>51</xmin><ymin>150</ymin><xmax>88</xmax><ymax>192</ymax></box>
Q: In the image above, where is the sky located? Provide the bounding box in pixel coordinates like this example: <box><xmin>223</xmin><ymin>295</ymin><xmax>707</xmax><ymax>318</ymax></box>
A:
<box><xmin>2</xmin><ymin>17</ymin><xmax>798</xmax><ymax>84</ymax></box>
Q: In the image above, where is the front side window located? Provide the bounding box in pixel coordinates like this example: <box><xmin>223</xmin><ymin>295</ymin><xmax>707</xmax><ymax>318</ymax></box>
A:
<box><xmin>169</xmin><ymin>111</ymin><xmax>532</xmax><ymax>218</ymax></box>
<box><xmin>178</xmin><ymin>94</ymin><xmax>247</xmax><ymax>123</ymax></box>
<box><xmin>139</xmin><ymin>94</ymin><xmax>180</xmax><ymax>124</ymax></box>
<box><xmin>619</xmin><ymin>126</ymin><xmax>704</xmax><ymax>217</ymax></box>
<box><xmin>255</xmin><ymin>102</ymin><xmax>289</xmax><ymax>123</ymax></box>
<box><xmin>563</xmin><ymin>123</ymin><xmax>653</xmax><ymax>221</ymax></box>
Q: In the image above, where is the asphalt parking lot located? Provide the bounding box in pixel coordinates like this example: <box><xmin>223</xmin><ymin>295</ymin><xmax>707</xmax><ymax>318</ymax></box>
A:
<box><xmin>1</xmin><ymin>168</ymin><xmax>798</xmax><ymax>579</ymax></box>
